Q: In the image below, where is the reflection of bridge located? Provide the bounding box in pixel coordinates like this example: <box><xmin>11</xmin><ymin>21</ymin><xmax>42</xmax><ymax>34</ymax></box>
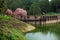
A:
<box><xmin>16</xmin><ymin>15</ymin><xmax>60</xmax><ymax>25</ymax></box>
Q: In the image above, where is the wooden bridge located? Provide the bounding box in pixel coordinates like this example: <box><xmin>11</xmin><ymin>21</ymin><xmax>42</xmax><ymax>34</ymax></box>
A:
<box><xmin>16</xmin><ymin>15</ymin><xmax>60</xmax><ymax>25</ymax></box>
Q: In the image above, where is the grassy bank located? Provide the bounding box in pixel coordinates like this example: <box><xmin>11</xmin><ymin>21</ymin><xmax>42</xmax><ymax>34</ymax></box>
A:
<box><xmin>0</xmin><ymin>15</ymin><xmax>27</xmax><ymax>40</ymax></box>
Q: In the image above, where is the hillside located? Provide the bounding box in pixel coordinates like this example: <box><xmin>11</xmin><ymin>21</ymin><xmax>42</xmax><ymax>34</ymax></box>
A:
<box><xmin>0</xmin><ymin>15</ymin><xmax>35</xmax><ymax>40</ymax></box>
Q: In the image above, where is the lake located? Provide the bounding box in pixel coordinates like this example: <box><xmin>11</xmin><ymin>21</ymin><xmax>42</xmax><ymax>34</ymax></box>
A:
<box><xmin>25</xmin><ymin>23</ymin><xmax>60</xmax><ymax>40</ymax></box>
<box><xmin>26</xmin><ymin>32</ymin><xmax>60</xmax><ymax>40</ymax></box>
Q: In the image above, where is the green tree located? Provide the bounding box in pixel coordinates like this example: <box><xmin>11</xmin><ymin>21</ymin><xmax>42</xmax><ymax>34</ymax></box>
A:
<box><xmin>0</xmin><ymin>0</ymin><xmax>8</xmax><ymax>15</ymax></box>
<box><xmin>51</xmin><ymin>0</ymin><xmax>60</xmax><ymax>12</ymax></box>
<box><xmin>7</xmin><ymin>0</ymin><xmax>22</xmax><ymax>10</ymax></box>
<box><xmin>28</xmin><ymin>0</ymin><xmax>49</xmax><ymax>15</ymax></box>
<box><xmin>39</xmin><ymin>0</ymin><xmax>49</xmax><ymax>13</ymax></box>
<box><xmin>7</xmin><ymin>0</ymin><xmax>27</xmax><ymax>10</ymax></box>
<box><xmin>7</xmin><ymin>0</ymin><xmax>50</xmax><ymax>15</ymax></box>
<box><xmin>7</xmin><ymin>0</ymin><xmax>36</xmax><ymax>13</ymax></box>
<box><xmin>29</xmin><ymin>1</ymin><xmax>41</xmax><ymax>15</ymax></box>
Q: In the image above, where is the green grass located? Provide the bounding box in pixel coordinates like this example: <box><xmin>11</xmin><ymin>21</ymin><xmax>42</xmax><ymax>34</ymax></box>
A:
<box><xmin>0</xmin><ymin>15</ymin><xmax>27</xmax><ymax>40</ymax></box>
<box><xmin>46</xmin><ymin>12</ymin><xmax>58</xmax><ymax>16</ymax></box>
<box><xmin>28</xmin><ymin>12</ymin><xmax>58</xmax><ymax>16</ymax></box>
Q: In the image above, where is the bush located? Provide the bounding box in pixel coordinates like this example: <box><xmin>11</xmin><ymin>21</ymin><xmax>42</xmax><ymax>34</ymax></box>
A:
<box><xmin>0</xmin><ymin>15</ymin><xmax>27</xmax><ymax>40</ymax></box>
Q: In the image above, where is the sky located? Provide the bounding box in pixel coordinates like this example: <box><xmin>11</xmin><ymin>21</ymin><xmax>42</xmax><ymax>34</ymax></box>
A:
<box><xmin>49</xmin><ymin>0</ymin><xmax>51</xmax><ymax>2</ymax></box>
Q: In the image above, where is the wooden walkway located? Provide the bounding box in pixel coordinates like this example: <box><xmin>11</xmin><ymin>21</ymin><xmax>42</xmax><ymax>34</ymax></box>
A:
<box><xmin>16</xmin><ymin>15</ymin><xmax>60</xmax><ymax>25</ymax></box>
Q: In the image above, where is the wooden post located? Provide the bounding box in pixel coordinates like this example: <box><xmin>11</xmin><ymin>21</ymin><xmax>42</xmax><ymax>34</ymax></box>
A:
<box><xmin>24</xmin><ymin>16</ymin><xmax>26</xmax><ymax>22</ymax></box>
<box><xmin>43</xmin><ymin>16</ymin><xmax>45</xmax><ymax>25</ymax></box>
<box><xmin>27</xmin><ymin>16</ymin><xmax>30</xmax><ymax>23</ymax></box>
<box><xmin>56</xmin><ymin>16</ymin><xmax>58</xmax><ymax>23</ymax></box>
<box><xmin>20</xmin><ymin>16</ymin><xmax>23</xmax><ymax>20</ymax></box>
<box><xmin>40</xmin><ymin>16</ymin><xmax>42</xmax><ymax>26</ymax></box>
<box><xmin>35</xmin><ymin>16</ymin><xmax>37</xmax><ymax>27</ymax></box>
<box><xmin>49</xmin><ymin>16</ymin><xmax>51</xmax><ymax>21</ymax></box>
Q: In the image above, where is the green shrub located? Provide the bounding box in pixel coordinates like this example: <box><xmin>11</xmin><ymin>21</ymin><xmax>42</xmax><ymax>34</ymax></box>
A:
<box><xmin>0</xmin><ymin>15</ymin><xmax>27</xmax><ymax>40</ymax></box>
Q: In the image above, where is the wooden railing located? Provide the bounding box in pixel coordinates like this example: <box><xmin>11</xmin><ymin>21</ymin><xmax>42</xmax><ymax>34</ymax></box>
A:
<box><xmin>16</xmin><ymin>15</ymin><xmax>60</xmax><ymax>25</ymax></box>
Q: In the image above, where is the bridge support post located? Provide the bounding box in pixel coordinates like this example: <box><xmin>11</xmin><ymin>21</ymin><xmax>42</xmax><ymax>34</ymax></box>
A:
<box><xmin>35</xmin><ymin>16</ymin><xmax>37</xmax><ymax>27</ymax></box>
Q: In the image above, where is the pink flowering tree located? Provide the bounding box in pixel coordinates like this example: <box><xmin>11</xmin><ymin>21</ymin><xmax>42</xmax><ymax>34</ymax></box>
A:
<box><xmin>6</xmin><ymin>9</ymin><xmax>12</xmax><ymax>16</ymax></box>
<box><xmin>13</xmin><ymin>8</ymin><xmax>27</xmax><ymax>16</ymax></box>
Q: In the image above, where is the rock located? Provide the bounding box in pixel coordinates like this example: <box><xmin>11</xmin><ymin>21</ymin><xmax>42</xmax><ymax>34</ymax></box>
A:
<box><xmin>20</xmin><ymin>22</ymin><xmax>36</xmax><ymax>32</ymax></box>
<box><xmin>16</xmin><ymin>20</ymin><xmax>36</xmax><ymax>32</ymax></box>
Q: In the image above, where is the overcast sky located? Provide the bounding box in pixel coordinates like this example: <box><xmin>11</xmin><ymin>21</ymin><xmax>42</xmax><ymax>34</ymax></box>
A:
<box><xmin>49</xmin><ymin>0</ymin><xmax>51</xmax><ymax>2</ymax></box>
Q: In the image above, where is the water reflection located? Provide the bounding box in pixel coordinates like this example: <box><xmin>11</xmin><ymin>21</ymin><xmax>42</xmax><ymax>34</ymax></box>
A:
<box><xmin>26</xmin><ymin>32</ymin><xmax>58</xmax><ymax>40</ymax></box>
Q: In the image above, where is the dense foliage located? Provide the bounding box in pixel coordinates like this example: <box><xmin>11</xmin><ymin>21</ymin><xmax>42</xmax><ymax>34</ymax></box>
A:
<box><xmin>0</xmin><ymin>15</ymin><xmax>27</xmax><ymax>40</ymax></box>
<box><xmin>0</xmin><ymin>0</ymin><xmax>8</xmax><ymax>15</ymax></box>
<box><xmin>0</xmin><ymin>0</ymin><xmax>60</xmax><ymax>15</ymax></box>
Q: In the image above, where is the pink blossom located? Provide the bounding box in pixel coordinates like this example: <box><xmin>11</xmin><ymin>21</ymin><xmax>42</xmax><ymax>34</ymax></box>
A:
<box><xmin>13</xmin><ymin>8</ymin><xmax>27</xmax><ymax>16</ymax></box>
<box><xmin>6</xmin><ymin>9</ymin><xmax>12</xmax><ymax>15</ymax></box>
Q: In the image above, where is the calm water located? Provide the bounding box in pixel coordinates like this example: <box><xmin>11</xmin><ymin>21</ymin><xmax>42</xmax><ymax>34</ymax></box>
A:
<box><xmin>26</xmin><ymin>32</ymin><xmax>60</xmax><ymax>40</ymax></box>
<box><xmin>25</xmin><ymin>23</ymin><xmax>60</xmax><ymax>40</ymax></box>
